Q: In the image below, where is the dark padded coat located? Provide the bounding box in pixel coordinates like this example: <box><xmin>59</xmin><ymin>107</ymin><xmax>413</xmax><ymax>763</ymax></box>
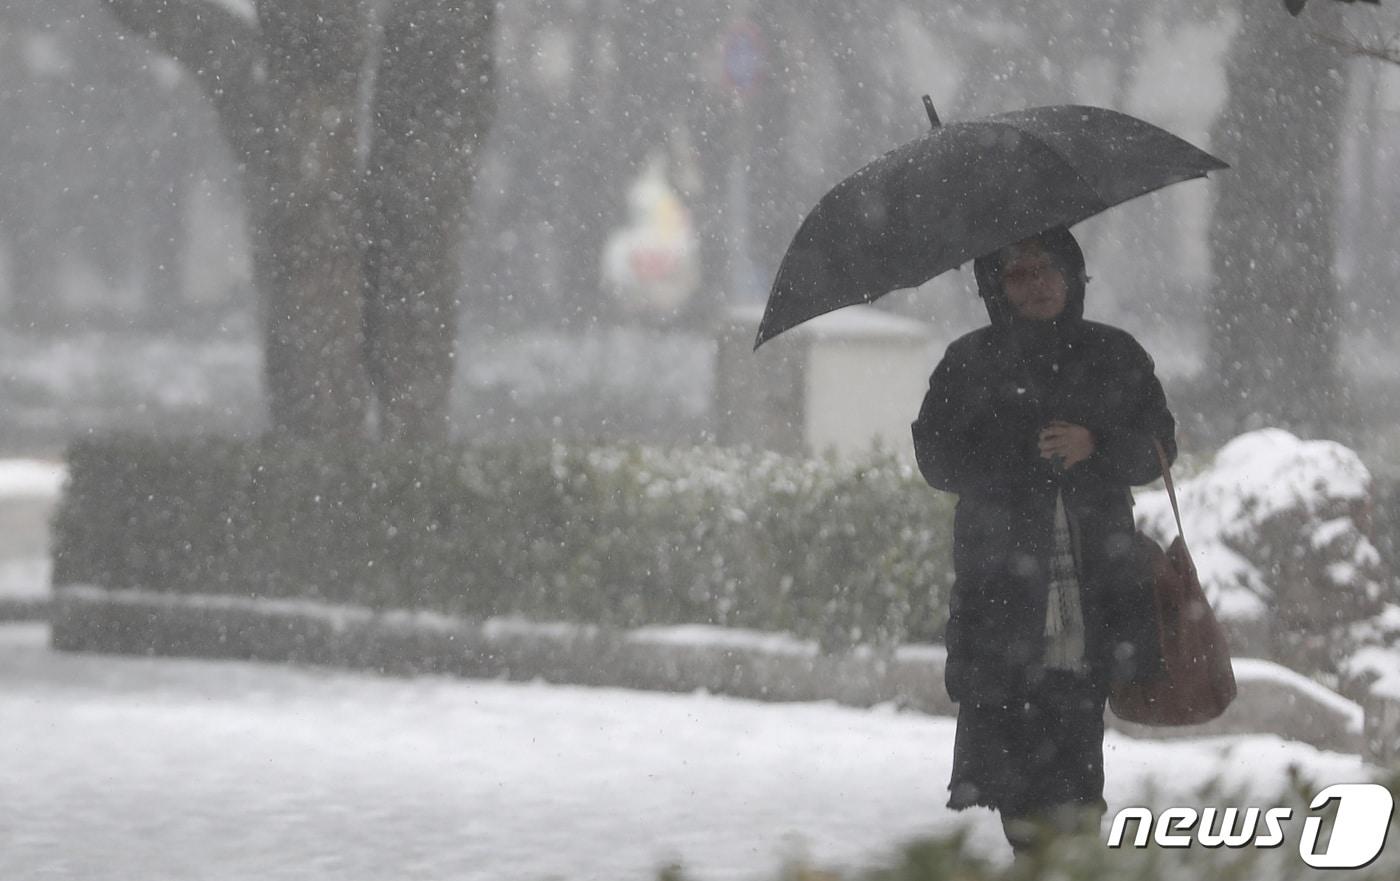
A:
<box><xmin>911</xmin><ymin>231</ymin><xmax>1175</xmax><ymax>707</ymax></box>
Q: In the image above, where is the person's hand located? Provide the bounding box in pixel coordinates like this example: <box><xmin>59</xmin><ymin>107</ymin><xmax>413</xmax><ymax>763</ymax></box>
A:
<box><xmin>1038</xmin><ymin>421</ymin><xmax>1095</xmax><ymax>469</ymax></box>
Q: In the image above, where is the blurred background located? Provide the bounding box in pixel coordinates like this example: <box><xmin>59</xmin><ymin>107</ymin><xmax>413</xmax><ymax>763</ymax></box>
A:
<box><xmin>2</xmin><ymin>0</ymin><xmax>1398</xmax><ymax>457</ymax></box>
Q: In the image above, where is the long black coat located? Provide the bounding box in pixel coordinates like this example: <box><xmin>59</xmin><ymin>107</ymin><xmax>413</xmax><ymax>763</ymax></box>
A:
<box><xmin>911</xmin><ymin>317</ymin><xmax>1175</xmax><ymax>706</ymax></box>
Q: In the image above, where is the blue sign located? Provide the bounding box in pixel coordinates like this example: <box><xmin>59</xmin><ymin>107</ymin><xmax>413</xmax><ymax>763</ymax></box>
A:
<box><xmin>723</xmin><ymin>21</ymin><xmax>765</xmax><ymax>97</ymax></box>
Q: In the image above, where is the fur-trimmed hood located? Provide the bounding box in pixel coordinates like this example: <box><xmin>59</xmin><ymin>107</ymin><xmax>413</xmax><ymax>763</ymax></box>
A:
<box><xmin>972</xmin><ymin>226</ymin><xmax>1087</xmax><ymax>326</ymax></box>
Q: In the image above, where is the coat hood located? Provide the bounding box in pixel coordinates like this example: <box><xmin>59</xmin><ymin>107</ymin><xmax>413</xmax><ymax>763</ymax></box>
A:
<box><xmin>973</xmin><ymin>227</ymin><xmax>1087</xmax><ymax>327</ymax></box>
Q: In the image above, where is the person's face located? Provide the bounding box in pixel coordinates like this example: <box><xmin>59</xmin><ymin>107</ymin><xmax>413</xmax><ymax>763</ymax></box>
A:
<box><xmin>1000</xmin><ymin>244</ymin><xmax>1068</xmax><ymax>321</ymax></box>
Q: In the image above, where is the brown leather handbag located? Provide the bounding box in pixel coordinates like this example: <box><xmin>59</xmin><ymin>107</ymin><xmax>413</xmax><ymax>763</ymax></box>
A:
<box><xmin>1109</xmin><ymin>440</ymin><xmax>1238</xmax><ymax>726</ymax></box>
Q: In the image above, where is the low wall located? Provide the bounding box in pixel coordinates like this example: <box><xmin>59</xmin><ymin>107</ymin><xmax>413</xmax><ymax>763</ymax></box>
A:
<box><xmin>50</xmin><ymin>585</ymin><xmax>1364</xmax><ymax>756</ymax></box>
<box><xmin>0</xmin><ymin>597</ymin><xmax>49</xmax><ymax>621</ymax></box>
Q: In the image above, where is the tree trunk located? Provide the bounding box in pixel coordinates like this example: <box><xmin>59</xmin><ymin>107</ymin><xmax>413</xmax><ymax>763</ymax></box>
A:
<box><xmin>104</xmin><ymin>0</ymin><xmax>373</xmax><ymax>440</ymax></box>
<box><xmin>361</xmin><ymin>0</ymin><xmax>496</xmax><ymax>445</ymax></box>
<box><xmin>1208</xmin><ymin>2</ymin><xmax>1349</xmax><ymax>435</ymax></box>
<box><xmin>141</xmin><ymin>103</ymin><xmax>192</xmax><ymax>331</ymax></box>
<box><xmin>254</xmin><ymin>1</ymin><xmax>374</xmax><ymax>439</ymax></box>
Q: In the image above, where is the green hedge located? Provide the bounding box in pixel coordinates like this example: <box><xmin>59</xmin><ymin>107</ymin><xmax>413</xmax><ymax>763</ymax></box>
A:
<box><xmin>52</xmin><ymin>435</ymin><xmax>954</xmax><ymax>650</ymax></box>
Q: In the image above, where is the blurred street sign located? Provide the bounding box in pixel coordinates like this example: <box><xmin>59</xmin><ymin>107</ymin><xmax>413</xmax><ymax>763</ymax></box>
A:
<box><xmin>722</xmin><ymin>20</ymin><xmax>765</xmax><ymax>98</ymax></box>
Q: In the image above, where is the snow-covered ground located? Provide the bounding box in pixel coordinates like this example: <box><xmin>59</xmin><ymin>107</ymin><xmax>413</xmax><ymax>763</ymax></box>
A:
<box><xmin>0</xmin><ymin>622</ymin><xmax>1379</xmax><ymax>881</ymax></box>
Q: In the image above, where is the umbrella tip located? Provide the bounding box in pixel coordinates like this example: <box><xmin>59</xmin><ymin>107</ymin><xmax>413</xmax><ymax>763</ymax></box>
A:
<box><xmin>922</xmin><ymin>95</ymin><xmax>941</xmax><ymax>129</ymax></box>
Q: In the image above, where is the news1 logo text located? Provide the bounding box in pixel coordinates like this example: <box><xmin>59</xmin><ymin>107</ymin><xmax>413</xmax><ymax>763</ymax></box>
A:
<box><xmin>1106</xmin><ymin>783</ymin><xmax>1395</xmax><ymax>869</ymax></box>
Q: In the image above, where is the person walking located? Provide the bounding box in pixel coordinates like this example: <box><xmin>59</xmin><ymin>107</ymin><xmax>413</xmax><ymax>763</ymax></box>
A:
<box><xmin>910</xmin><ymin>226</ymin><xmax>1175</xmax><ymax>856</ymax></box>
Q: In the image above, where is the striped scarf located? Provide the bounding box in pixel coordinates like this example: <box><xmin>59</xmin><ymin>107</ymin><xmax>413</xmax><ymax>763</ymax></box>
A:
<box><xmin>1044</xmin><ymin>490</ymin><xmax>1087</xmax><ymax>672</ymax></box>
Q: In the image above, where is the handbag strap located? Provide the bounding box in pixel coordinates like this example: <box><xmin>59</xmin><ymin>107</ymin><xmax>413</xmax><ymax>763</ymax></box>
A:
<box><xmin>1152</xmin><ymin>437</ymin><xmax>1187</xmax><ymax>550</ymax></box>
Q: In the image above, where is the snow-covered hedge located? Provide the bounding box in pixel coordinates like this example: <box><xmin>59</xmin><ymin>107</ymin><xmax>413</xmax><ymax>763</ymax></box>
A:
<box><xmin>51</xmin><ymin>435</ymin><xmax>954</xmax><ymax>650</ymax></box>
<box><xmin>1135</xmin><ymin>429</ymin><xmax>1395</xmax><ymax>689</ymax></box>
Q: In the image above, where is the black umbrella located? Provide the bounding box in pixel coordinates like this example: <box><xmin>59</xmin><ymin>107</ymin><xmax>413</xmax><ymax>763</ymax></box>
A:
<box><xmin>754</xmin><ymin>99</ymin><xmax>1229</xmax><ymax>348</ymax></box>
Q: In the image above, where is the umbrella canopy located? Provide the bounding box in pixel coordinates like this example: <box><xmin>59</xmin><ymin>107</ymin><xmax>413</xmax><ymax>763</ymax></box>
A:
<box><xmin>755</xmin><ymin>102</ymin><xmax>1229</xmax><ymax>348</ymax></box>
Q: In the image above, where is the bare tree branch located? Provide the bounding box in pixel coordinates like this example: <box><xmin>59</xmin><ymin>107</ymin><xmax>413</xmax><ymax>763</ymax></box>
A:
<box><xmin>1313</xmin><ymin>28</ymin><xmax>1400</xmax><ymax>64</ymax></box>
<box><xmin>101</xmin><ymin>0</ymin><xmax>271</xmax><ymax>141</ymax></box>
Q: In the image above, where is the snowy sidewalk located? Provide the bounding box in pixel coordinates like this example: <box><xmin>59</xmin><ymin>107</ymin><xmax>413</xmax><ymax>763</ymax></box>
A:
<box><xmin>0</xmin><ymin>622</ymin><xmax>1377</xmax><ymax>881</ymax></box>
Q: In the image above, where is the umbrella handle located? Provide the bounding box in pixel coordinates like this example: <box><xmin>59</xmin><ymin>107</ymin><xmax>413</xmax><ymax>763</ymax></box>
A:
<box><xmin>922</xmin><ymin>95</ymin><xmax>941</xmax><ymax>129</ymax></box>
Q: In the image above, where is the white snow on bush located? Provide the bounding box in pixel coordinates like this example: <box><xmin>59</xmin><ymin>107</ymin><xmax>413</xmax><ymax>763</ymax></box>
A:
<box><xmin>1342</xmin><ymin>604</ymin><xmax>1400</xmax><ymax>700</ymax></box>
<box><xmin>1230</xmin><ymin>658</ymin><xmax>1364</xmax><ymax>733</ymax></box>
<box><xmin>1345</xmin><ymin>643</ymin><xmax>1400</xmax><ymax>702</ymax></box>
<box><xmin>1134</xmin><ymin>429</ymin><xmax>1381</xmax><ymax>623</ymax></box>
<box><xmin>208</xmin><ymin>0</ymin><xmax>256</xmax><ymax>22</ymax></box>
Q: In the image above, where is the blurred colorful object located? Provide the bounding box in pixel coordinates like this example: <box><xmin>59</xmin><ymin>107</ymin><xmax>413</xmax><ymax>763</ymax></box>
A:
<box><xmin>602</xmin><ymin>153</ymin><xmax>701</xmax><ymax>318</ymax></box>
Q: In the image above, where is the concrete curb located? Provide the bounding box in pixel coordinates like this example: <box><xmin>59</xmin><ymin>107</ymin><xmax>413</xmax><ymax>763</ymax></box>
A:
<box><xmin>49</xmin><ymin>585</ymin><xmax>958</xmax><ymax>714</ymax></box>
<box><xmin>48</xmin><ymin>585</ymin><xmax>1364</xmax><ymax>754</ymax></box>
<box><xmin>0</xmin><ymin>597</ymin><xmax>50</xmax><ymax>622</ymax></box>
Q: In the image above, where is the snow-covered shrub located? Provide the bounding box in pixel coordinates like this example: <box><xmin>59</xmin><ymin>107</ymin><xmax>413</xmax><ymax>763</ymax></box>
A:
<box><xmin>1351</xmin><ymin>479</ymin><xmax>1400</xmax><ymax>704</ymax></box>
<box><xmin>1135</xmin><ymin>429</ymin><xmax>1391</xmax><ymax>682</ymax></box>
<box><xmin>52</xmin><ymin>434</ymin><xmax>954</xmax><ymax>651</ymax></box>
<box><xmin>1345</xmin><ymin>605</ymin><xmax>1400</xmax><ymax>706</ymax></box>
